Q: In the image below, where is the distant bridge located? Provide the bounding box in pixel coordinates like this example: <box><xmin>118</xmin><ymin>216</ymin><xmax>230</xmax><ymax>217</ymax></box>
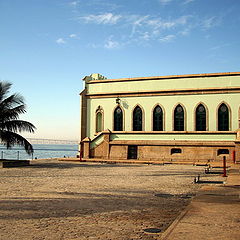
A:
<box><xmin>26</xmin><ymin>138</ymin><xmax>79</xmax><ymax>145</ymax></box>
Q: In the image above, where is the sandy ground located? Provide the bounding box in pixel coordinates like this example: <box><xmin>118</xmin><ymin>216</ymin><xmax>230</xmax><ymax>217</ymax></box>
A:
<box><xmin>0</xmin><ymin>160</ymin><xmax>214</xmax><ymax>240</ymax></box>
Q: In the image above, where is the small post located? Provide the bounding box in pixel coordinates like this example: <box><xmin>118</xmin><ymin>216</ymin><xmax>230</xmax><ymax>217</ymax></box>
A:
<box><xmin>223</xmin><ymin>156</ymin><xmax>227</xmax><ymax>177</ymax></box>
<box><xmin>79</xmin><ymin>150</ymin><xmax>83</xmax><ymax>161</ymax></box>
<box><xmin>232</xmin><ymin>150</ymin><xmax>236</xmax><ymax>164</ymax></box>
<box><xmin>17</xmin><ymin>151</ymin><xmax>20</xmax><ymax>160</ymax></box>
<box><xmin>1</xmin><ymin>151</ymin><xmax>3</xmax><ymax>159</ymax></box>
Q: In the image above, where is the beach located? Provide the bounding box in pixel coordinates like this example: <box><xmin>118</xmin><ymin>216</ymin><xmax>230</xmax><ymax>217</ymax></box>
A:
<box><xmin>0</xmin><ymin>159</ymin><xmax>212</xmax><ymax>240</ymax></box>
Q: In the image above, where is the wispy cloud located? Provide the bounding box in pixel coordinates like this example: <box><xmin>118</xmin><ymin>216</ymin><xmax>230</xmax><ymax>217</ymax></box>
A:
<box><xmin>70</xmin><ymin>6</ymin><xmax>222</xmax><ymax>49</ymax></box>
<box><xmin>146</xmin><ymin>15</ymin><xmax>189</xmax><ymax>29</ymax></box>
<box><xmin>77</xmin><ymin>13</ymin><xmax>192</xmax><ymax>48</ymax></box>
<box><xmin>159</xmin><ymin>34</ymin><xmax>175</xmax><ymax>42</ymax></box>
<box><xmin>201</xmin><ymin>16</ymin><xmax>219</xmax><ymax>30</ymax></box>
<box><xmin>210</xmin><ymin>43</ymin><xmax>231</xmax><ymax>51</ymax></box>
<box><xmin>80</xmin><ymin>13</ymin><xmax>122</xmax><ymax>24</ymax></box>
<box><xmin>159</xmin><ymin>0</ymin><xmax>194</xmax><ymax>5</ymax></box>
<box><xmin>183</xmin><ymin>0</ymin><xmax>195</xmax><ymax>4</ymax></box>
<box><xmin>104</xmin><ymin>36</ymin><xmax>120</xmax><ymax>49</ymax></box>
<box><xmin>179</xmin><ymin>28</ymin><xmax>190</xmax><ymax>36</ymax></box>
<box><xmin>159</xmin><ymin>0</ymin><xmax>173</xmax><ymax>5</ymax></box>
<box><xmin>69</xmin><ymin>33</ymin><xmax>77</xmax><ymax>38</ymax></box>
<box><xmin>69</xmin><ymin>1</ymin><xmax>79</xmax><ymax>7</ymax></box>
<box><xmin>56</xmin><ymin>38</ymin><xmax>66</xmax><ymax>44</ymax></box>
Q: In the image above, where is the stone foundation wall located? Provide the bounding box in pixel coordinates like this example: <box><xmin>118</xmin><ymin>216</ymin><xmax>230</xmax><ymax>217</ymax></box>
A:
<box><xmin>82</xmin><ymin>130</ymin><xmax>239</xmax><ymax>163</ymax></box>
<box><xmin>108</xmin><ymin>144</ymin><xmax>235</xmax><ymax>162</ymax></box>
<box><xmin>87</xmin><ymin>141</ymin><xmax>235</xmax><ymax>162</ymax></box>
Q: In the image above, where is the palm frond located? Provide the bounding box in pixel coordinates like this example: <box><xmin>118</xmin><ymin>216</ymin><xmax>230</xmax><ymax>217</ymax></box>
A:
<box><xmin>1</xmin><ymin>120</ymin><xmax>36</xmax><ymax>133</ymax></box>
<box><xmin>0</xmin><ymin>130</ymin><xmax>34</xmax><ymax>155</ymax></box>
<box><xmin>0</xmin><ymin>93</ymin><xmax>24</xmax><ymax>109</ymax></box>
<box><xmin>0</xmin><ymin>104</ymin><xmax>26</xmax><ymax>124</ymax></box>
<box><xmin>0</xmin><ymin>81</ymin><xmax>36</xmax><ymax>155</ymax></box>
<box><xmin>0</xmin><ymin>82</ymin><xmax>12</xmax><ymax>102</ymax></box>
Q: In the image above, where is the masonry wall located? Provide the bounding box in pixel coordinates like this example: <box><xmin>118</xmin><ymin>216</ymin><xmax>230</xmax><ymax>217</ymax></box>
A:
<box><xmin>89</xmin><ymin>139</ymin><xmax>235</xmax><ymax>163</ymax></box>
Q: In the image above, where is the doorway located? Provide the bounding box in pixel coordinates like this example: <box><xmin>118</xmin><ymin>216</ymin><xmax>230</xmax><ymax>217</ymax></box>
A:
<box><xmin>127</xmin><ymin>145</ymin><xmax>138</xmax><ymax>159</ymax></box>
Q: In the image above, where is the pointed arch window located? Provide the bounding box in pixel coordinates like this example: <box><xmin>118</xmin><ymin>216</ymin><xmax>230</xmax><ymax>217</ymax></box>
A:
<box><xmin>174</xmin><ymin>104</ymin><xmax>184</xmax><ymax>131</ymax></box>
<box><xmin>153</xmin><ymin>105</ymin><xmax>163</xmax><ymax>131</ymax></box>
<box><xmin>133</xmin><ymin>106</ymin><xmax>142</xmax><ymax>131</ymax></box>
<box><xmin>218</xmin><ymin>103</ymin><xmax>229</xmax><ymax>131</ymax></box>
<box><xmin>96</xmin><ymin>106</ymin><xmax>103</xmax><ymax>133</ymax></box>
<box><xmin>114</xmin><ymin>106</ymin><xmax>123</xmax><ymax>131</ymax></box>
<box><xmin>196</xmin><ymin>104</ymin><xmax>206</xmax><ymax>131</ymax></box>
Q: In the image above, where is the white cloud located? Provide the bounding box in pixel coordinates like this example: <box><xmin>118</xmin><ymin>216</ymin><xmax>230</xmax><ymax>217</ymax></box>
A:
<box><xmin>159</xmin><ymin>34</ymin><xmax>175</xmax><ymax>42</ymax></box>
<box><xmin>179</xmin><ymin>28</ymin><xmax>190</xmax><ymax>36</ymax></box>
<box><xmin>80</xmin><ymin>13</ymin><xmax>122</xmax><ymax>24</ymax></box>
<box><xmin>210</xmin><ymin>43</ymin><xmax>230</xmax><ymax>51</ymax></box>
<box><xmin>159</xmin><ymin>0</ymin><xmax>173</xmax><ymax>4</ymax></box>
<box><xmin>104</xmin><ymin>37</ymin><xmax>120</xmax><ymax>49</ymax></box>
<box><xmin>75</xmin><ymin>8</ymin><xmax>222</xmax><ymax>47</ymax></box>
<box><xmin>87</xmin><ymin>43</ymin><xmax>99</xmax><ymax>48</ymax></box>
<box><xmin>201</xmin><ymin>16</ymin><xmax>219</xmax><ymax>30</ymax></box>
<box><xmin>141</xmin><ymin>32</ymin><xmax>151</xmax><ymax>41</ymax></box>
<box><xmin>56</xmin><ymin>38</ymin><xmax>66</xmax><ymax>44</ymax></box>
<box><xmin>69</xmin><ymin>34</ymin><xmax>77</xmax><ymax>38</ymax></box>
<box><xmin>70</xmin><ymin>1</ymin><xmax>79</xmax><ymax>6</ymax></box>
<box><xmin>183</xmin><ymin>0</ymin><xmax>194</xmax><ymax>4</ymax></box>
<box><xmin>141</xmin><ymin>15</ymin><xmax>189</xmax><ymax>30</ymax></box>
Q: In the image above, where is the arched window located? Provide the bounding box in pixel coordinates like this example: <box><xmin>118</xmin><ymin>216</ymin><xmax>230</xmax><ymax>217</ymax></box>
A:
<box><xmin>218</xmin><ymin>103</ymin><xmax>229</xmax><ymax>131</ymax></box>
<box><xmin>196</xmin><ymin>104</ymin><xmax>206</xmax><ymax>131</ymax></box>
<box><xmin>96</xmin><ymin>106</ymin><xmax>103</xmax><ymax>133</ymax></box>
<box><xmin>133</xmin><ymin>106</ymin><xmax>142</xmax><ymax>131</ymax></box>
<box><xmin>174</xmin><ymin>104</ymin><xmax>184</xmax><ymax>131</ymax></box>
<box><xmin>114</xmin><ymin>106</ymin><xmax>123</xmax><ymax>131</ymax></box>
<box><xmin>153</xmin><ymin>105</ymin><xmax>163</xmax><ymax>131</ymax></box>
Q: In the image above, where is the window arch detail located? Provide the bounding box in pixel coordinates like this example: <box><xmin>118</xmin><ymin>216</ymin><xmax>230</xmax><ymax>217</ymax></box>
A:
<box><xmin>96</xmin><ymin>106</ymin><xmax>104</xmax><ymax>133</ymax></box>
<box><xmin>195</xmin><ymin>104</ymin><xmax>207</xmax><ymax>131</ymax></box>
<box><xmin>133</xmin><ymin>105</ymin><xmax>143</xmax><ymax>131</ymax></box>
<box><xmin>174</xmin><ymin>104</ymin><xmax>185</xmax><ymax>131</ymax></box>
<box><xmin>153</xmin><ymin>105</ymin><xmax>163</xmax><ymax>131</ymax></box>
<box><xmin>218</xmin><ymin>103</ymin><xmax>229</xmax><ymax>131</ymax></box>
<box><xmin>114</xmin><ymin>106</ymin><xmax>123</xmax><ymax>131</ymax></box>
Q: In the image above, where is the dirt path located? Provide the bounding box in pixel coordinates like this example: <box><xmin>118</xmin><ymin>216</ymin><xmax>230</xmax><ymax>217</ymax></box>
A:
<box><xmin>0</xmin><ymin>160</ymin><xmax>204</xmax><ymax>240</ymax></box>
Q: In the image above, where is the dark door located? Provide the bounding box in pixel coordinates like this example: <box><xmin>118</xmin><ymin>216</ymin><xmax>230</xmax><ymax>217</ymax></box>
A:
<box><xmin>128</xmin><ymin>145</ymin><xmax>138</xmax><ymax>159</ymax></box>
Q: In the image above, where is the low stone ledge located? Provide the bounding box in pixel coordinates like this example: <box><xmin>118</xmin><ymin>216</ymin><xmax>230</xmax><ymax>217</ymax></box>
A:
<box><xmin>1</xmin><ymin>160</ymin><xmax>30</xmax><ymax>168</ymax></box>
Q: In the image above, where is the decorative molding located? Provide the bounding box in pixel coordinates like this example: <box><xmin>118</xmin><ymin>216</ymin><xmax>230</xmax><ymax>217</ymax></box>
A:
<box><xmin>111</xmin><ymin>130</ymin><xmax>236</xmax><ymax>134</ymax></box>
<box><xmin>109</xmin><ymin>140</ymin><xmax>236</xmax><ymax>147</ymax></box>
<box><xmin>86</xmin><ymin>72</ymin><xmax>240</xmax><ymax>84</ymax></box>
<box><xmin>85</xmin><ymin>87</ymin><xmax>240</xmax><ymax>99</ymax></box>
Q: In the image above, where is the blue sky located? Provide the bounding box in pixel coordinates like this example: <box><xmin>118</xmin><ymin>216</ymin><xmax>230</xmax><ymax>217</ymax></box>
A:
<box><xmin>0</xmin><ymin>0</ymin><xmax>240</xmax><ymax>140</ymax></box>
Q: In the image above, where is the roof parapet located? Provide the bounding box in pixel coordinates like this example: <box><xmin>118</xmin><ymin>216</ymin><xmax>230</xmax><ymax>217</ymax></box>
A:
<box><xmin>83</xmin><ymin>73</ymin><xmax>107</xmax><ymax>82</ymax></box>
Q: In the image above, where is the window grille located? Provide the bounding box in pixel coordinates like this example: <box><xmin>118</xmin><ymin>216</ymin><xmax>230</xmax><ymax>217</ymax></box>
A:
<box><xmin>153</xmin><ymin>105</ymin><xmax>163</xmax><ymax>131</ymax></box>
<box><xmin>133</xmin><ymin>106</ymin><xmax>143</xmax><ymax>131</ymax></box>
<box><xmin>174</xmin><ymin>105</ymin><xmax>184</xmax><ymax>131</ymax></box>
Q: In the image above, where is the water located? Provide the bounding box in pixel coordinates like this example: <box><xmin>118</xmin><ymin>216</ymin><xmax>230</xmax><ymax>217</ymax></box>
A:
<box><xmin>0</xmin><ymin>144</ymin><xmax>78</xmax><ymax>160</ymax></box>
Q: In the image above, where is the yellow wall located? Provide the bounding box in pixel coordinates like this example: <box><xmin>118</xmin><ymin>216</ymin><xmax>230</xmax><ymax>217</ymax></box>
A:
<box><xmin>83</xmin><ymin>74</ymin><xmax>240</xmax><ymax>140</ymax></box>
<box><xmin>86</xmin><ymin>94</ymin><xmax>239</xmax><ymax>139</ymax></box>
<box><xmin>87</xmin><ymin>75</ymin><xmax>240</xmax><ymax>94</ymax></box>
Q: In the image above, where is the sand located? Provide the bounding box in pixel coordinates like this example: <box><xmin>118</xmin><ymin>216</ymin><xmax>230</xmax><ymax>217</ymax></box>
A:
<box><xmin>0</xmin><ymin>159</ymin><xmax>208</xmax><ymax>240</ymax></box>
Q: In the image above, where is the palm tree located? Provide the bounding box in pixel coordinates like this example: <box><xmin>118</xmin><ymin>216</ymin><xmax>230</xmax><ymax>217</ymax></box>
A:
<box><xmin>0</xmin><ymin>81</ymin><xmax>36</xmax><ymax>155</ymax></box>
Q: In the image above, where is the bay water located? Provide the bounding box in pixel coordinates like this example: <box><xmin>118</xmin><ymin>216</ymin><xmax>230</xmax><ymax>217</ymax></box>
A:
<box><xmin>0</xmin><ymin>144</ymin><xmax>78</xmax><ymax>160</ymax></box>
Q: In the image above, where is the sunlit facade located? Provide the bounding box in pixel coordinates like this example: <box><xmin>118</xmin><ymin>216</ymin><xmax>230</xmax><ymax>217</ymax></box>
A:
<box><xmin>80</xmin><ymin>72</ymin><xmax>240</xmax><ymax>163</ymax></box>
